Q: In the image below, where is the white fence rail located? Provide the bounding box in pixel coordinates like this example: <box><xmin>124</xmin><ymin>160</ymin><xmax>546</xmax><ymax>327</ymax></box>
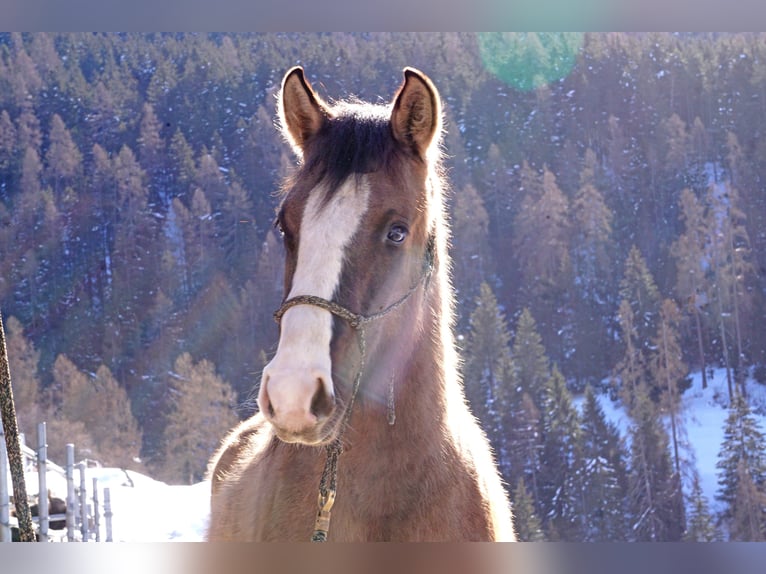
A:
<box><xmin>0</xmin><ymin>422</ymin><xmax>113</xmax><ymax>542</ymax></box>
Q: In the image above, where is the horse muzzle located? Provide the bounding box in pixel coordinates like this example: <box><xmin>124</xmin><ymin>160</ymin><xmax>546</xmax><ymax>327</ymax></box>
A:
<box><xmin>258</xmin><ymin>364</ymin><xmax>338</xmax><ymax>445</ymax></box>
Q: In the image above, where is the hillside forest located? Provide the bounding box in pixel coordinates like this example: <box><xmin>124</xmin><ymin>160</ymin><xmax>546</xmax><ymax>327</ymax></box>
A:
<box><xmin>2</xmin><ymin>32</ymin><xmax>766</xmax><ymax>541</ymax></box>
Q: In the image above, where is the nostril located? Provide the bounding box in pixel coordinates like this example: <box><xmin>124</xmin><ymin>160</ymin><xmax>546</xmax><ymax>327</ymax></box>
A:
<box><xmin>310</xmin><ymin>378</ymin><xmax>334</xmax><ymax>421</ymax></box>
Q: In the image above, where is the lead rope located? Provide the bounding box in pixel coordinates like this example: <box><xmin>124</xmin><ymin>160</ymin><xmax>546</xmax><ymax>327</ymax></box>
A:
<box><xmin>273</xmin><ymin>236</ymin><xmax>434</xmax><ymax>542</ymax></box>
<box><xmin>0</xmin><ymin>310</ymin><xmax>35</xmax><ymax>542</ymax></box>
<box><xmin>311</xmin><ymin>322</ymin><xmax>366</xmax><ymax>542</ymax></box>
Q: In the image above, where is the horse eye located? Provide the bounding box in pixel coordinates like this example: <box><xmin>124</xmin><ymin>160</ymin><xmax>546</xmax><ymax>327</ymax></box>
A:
<box><xmin>387</xmin><ymin>224</ymin><xmax>408</xmax><ymax>244</ymax></box>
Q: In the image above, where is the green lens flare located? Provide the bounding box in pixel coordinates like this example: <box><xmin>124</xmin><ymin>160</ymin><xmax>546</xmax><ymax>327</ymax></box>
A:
<box><xmin>478</xmin><ymin>33</ymin><xmax>584</xmax><ymax>91</ymax></box>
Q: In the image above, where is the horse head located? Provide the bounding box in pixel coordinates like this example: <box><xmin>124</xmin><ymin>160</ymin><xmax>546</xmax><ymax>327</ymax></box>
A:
<box><xmin>258</xmin><ymin>67</ymin><xmax>443</xmax><ymax>445</ymax></box>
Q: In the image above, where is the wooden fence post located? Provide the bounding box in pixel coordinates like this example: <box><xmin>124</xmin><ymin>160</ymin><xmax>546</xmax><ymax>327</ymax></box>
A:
<box><xmin>92</xmin><ymin>477</ymin><xmax>100</xmax><ymax>542</ymax></box>
<box><xmin>37</xmin><ymin>422</ymin><xmax>48</xmax><ymax>542</ymax></box>
<box><xmin>103</xmin><ymin>487</ymin><xmax>113</xmax><ymax>542</ymax></box>
<box><xmin>78</xmin><ymin>462</ymin><xmax>89</xmax><ymax>541</ymax></box>
<box><xmin>66</xmin><ymin>444</ymin><xmax>75</xmax><ymax>542</ymax></box>
<box><xmin>0</xmin><ymin>425</ymin><xmax>10</xmax><ymax>543</ymax></box>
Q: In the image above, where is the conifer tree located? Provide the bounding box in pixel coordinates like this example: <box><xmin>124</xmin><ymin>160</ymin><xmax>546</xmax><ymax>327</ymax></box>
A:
<box><xmin>652</xmin><ymin>299</ymin><xmax>688</xmax><ymax>477</ymax></box>
<box><xmin>15</xmin><ymin>103</ymin><xmax>42</xmax><ymax>154</ymax></box>
<box><xmin>109</xmin><ymin>145</ymin><xmax>158</xmax><ymax>381</ymax></box>
<box><xmin>618</xmin><ymin>246</ymin><xmax>661</xmax><ymax>359</ymax></box>
<box><xmin>538</xmin><ymin>366</ymin><xmax>584</xmax><ymax>541</ymax></box>
<box><xmin>580</xmin><ymin>385</ymin><xmax>629</xmax><ymax>541</ymax></box>
<box><xmin>512</xmin><ymin>166</ymin><xmax>572</xmax><ymax>359</ymax></box>
<box><xmin>511</xmin><ymin>308</ymin><xmax>551</xmax><ymax>412</ymax></box>
<box><xmin>705</xmin><ymin>182</ymin><xmax>754</xmax><ymax>398</ymax></box>
<box><xmin>45</xmin><ymin>113</ymin><xmax>82</xmax><ymax>195</ymax></box>
<box><xmin>451</xmin><ymin>183</ymin><xmax>492</xmax><ymax>309</ymax></box>
<box><xmin>570</xmin><ymin>148</ymin><xmax>615</xmax><ymax>384</ymax></box>
<box><xmin>48</xmin><ymin>354</ymin><xmax>101</xmax><ymax>462</ymax></box>
<box><xmin>614</xmin><ymin>299</ymin><xmax>647</xmax><ymax>412</ymax></box>
<box><xmin>512</xmin><ymin>477</ymin><xmax>545</xmax><ymax>542</ymax></box>
<box><xmin>4</xmin><ymin>315</ymin><xmax>42</xmax><ymax>437</ymax></box>
<box><xmin>178</xmin><ymin>187</ymin><xmax>215</xmax><ymax>294</ymax></box>
<box><xmin>507</xmin><ymin>391</ymin><xmax>543</xmax><ymax>508</ymax></box>
<box><xmin>0</xmin><ymin>109</ymin><xmax>17</xmax><ymax>175</ymax></box>
<box><xmin>219</xmin><ymin>180</ymin><xmax>257</xmax><ymax>285</ymax></box>
<box><xmin>716</xmin><ymin>393</ymin><xmax>766</xmax><ymax>538</ymax></box>
<box><xmin>671</xmin><ymin>188</ymin><xmax>711</xmax><ymax>389</ymax></box>
<box><xmin>730</xmin><ymin>461</ymin><xmax>766</xmax><ymax>541</ymax></box>
<box><xmin>463</xmin><ymin>282</ymin><xmax>514</xmax><ymax>460</ymax></box>
<box><xmin>48</xmin><ymin>354</ymin><xmax>143</xmax><ymax>468</ymax></box>
<box><xmin>627</xmin><ymin>381</ymin><xmax>684</xmax><ymax>541</ymax></box>
<box><xmin>88</xmin><ymin>364</ymin><xmax>143</xmax><ymax>469</ymax></box>
<box><xmin>138</xmin><ymin>102</ymin><xmax>164</xmax><ymax>175</ymax></box>
<box><xmin>506</xmin><ymin>309</ymin><xmax>551</xmax><ymax>511</ymax></box>
<box><xmin>684</xmin><ymin>473</ymin><xmax>719</xmax><ymax>542</ymax></box>
<box><xmin>168</xmin><ymin>129</ymin><xmax>196</xmax><ymax>195</ymax></box>
<box><xmin>161</xmin><ymin>353</ymin><xmax>238</xmax><ymax>484</ymax></box>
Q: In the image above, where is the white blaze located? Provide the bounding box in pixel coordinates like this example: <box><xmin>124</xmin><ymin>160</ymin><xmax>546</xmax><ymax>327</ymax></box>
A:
<box><xmin>259</xmin><ymin>177</ymin><xmax>370</xmax><ymax>430</ymax></box>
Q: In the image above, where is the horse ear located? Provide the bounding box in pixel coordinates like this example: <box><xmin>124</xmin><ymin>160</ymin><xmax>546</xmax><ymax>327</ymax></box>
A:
<box><xmin>391</xmin><ymin>68</ymin><xmax>442</xmax><ymax>158</ymax></box>
<box><xmin>279</xmin><ymin>67</ymin><xmax>329</xmax><ymax>157</ymax></box>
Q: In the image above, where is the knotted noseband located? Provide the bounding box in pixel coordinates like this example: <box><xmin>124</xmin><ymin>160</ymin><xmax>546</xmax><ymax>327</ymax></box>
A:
<box><xmin>272</xmin><ymin>234</ymin><xmax>434</xmax><ymax>541</ymax></box>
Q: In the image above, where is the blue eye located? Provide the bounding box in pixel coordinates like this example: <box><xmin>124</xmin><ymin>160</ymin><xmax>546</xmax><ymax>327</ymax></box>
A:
<box><xmin>387</xmin><ymin>224</ymin><xmax>408</xmax><ymax>244</ymax></box>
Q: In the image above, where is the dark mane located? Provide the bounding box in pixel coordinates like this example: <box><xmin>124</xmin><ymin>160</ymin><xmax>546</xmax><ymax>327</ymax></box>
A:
<box><xmin>300</xmin><ymin>101</ymin><xmax>402</xmax><ymax>197</ymax></box>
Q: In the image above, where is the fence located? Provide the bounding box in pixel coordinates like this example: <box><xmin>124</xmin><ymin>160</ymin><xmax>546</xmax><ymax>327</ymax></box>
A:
<box><xmin>0</xmin><ymin>422</ymin><xmax>113</xmax><ymax>542</ymax></box>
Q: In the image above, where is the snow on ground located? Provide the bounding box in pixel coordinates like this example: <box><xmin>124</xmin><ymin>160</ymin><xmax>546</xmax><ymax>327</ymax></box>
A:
<box><xmin>5</xmin><ymin>467</ymin><xmax>210</xmax><ymax>542</ymax></box>
<box><xmin>590</xmin><ymin>367</ymin><xmax>766</xmax><ymax>514</ymax></box>
<box><xmin>83</xmin><ymin>469</ymin><xmax>211</xmax><ymax>541</ymax></box>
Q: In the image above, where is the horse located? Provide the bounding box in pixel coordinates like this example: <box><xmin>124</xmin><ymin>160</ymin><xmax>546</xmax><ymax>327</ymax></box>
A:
<box><xmin>206</xmin><ymin>67</ymin><xmax>515</xmax><ymax>542</ymax></box>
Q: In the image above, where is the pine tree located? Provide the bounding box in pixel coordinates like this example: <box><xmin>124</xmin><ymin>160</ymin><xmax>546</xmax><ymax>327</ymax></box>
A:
<box><xmin>614</xmin><ymin>299</ymin><xmax>647</xmax><ymax>412</ymax></box>
<box><xmin>451</xmin><ymin>183</ymin><xmax>492</xmax><ymax>309</ymax></box>
<box><xmin>570</xmin><ymin>148</ymin><xmax>615</xmax><ymax>384</ymax></box>
<box><xmin>218</xmin><ymin>180</ymin><xmax>257</xmax><ymax>285</ymax></box>
<box><xmin>168</xmin><ymin>129</ymin><xmax>196</xmax><ymax>195</ymax></box>
<box><xmin>177</xmin><ymin>187</ymin><xmax>215</xmax><ymax>294</ymax></box>
<box><xmin>705</xmin><ymin>182</ymin><xmax>754</xmax><ymax>398</ymax></box>
<box><xmin>506</xmin><ymin>309</ymin><xmax>551</xmax><ymax>511</ymax></box>
<box><xmin>45</xmin><ymin>113</ymin><xmax>82</xmax><ymax>196</ymax></box>
<box><xmin>48</xmin><ymin>354</ymin><xmax>101</xmax><ymax>462</ymax></box>
<box><xmin>88</xmin><ymin>364</ymin><xmax>143</xmax><ymax>469</ymax></box>
<box><xmin>137</xmin><ymin>102</ymin><xmax>164</xmax><ymax>175</ymax></box>
<box><xmin>0</xmin><ymin>109</ymin><xmax>17</xmax><ymax>175</ymax></box>
<box><xmin>716</xmin><ymin>393</ymin><xmax>766</xmax><ymax>538</ymax></box>
<box><xmin>618</xmin><ymin>246</ymin><xmax>661</xmax><ymax>359</ymax></box>
<box><xmin>512</xmin><ymin>477</ymin><xmax>545</xmax><ymax>541</ymax></box>
<box><xmin>161</xmin><ymin>353</ymin><xmax>238</xmax><ymax>484</ymax></box>
<box><xmin>580</xmin><ymin>385</ymin><xmax>629</xmax><ymax>541</ymax></box>
<box><xmin>538</xmin><ymin>366</ymin><xmax>584</xmax><ymax>541</ymax></box>
<box><xmin>48</xmin><ymin>355</ymin><xmax>143</xmax><ymax>468</ymax></box>
<box><xmin>671</xmin><ymin>188</ymin><xmax>711</xmax><ymax>389</ymax></box>
<box><xmin>463</xmin><ymin>282</ymin><xmax>514</xmax><ymax>469</ymax></box>
<box><xmin>108</xmin><ymin>144</ymin><xmax>159</xmax><ymax>380</ymax></box>
<box><xmin>15</xmin><ymin>103</ymin><xmax>42</xmax><ymax>154</ymax></box>
<box><xmin>652</xmin><ymin>299</ymin><xmax>688</xmax><ymax>478</ymax></box>
<box><xmin>512</xmin><ymin>166</ymin><xmax>572</xmax><ymax>360</ymax></box>
<box><xmin>511</xmin><ymin>308</ymin><xmax>551</xmax><ymax>412</ymax></box>
<box><xmin>730</xmin><ymin>461</ymin><xmax>766</xmax><ymax>541</ymax></box>
<box><xmin>4</xmin><ymin>315</ymin><xmax>42</xmax><ymax>437</ymax></box>
<box><xmin>507</xmin><ymin>391</ymin><xmax>543</xmax><ymax>509</ymax></box>
<box><xmin>627</xmin><ymin>381</ymin><xmax>684</xmax><ymax>541</ymax></box>
<box><xmin>684</xmin><ymin>473</ymin><xmax>719</xmax><ymax>542</ymax></box>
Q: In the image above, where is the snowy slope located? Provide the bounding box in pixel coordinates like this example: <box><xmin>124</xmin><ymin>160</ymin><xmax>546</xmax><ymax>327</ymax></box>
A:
<box><xmin>591</xmin><ymin>367</ymin><xmax>766</xmax><ymax>514</ymax></box>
